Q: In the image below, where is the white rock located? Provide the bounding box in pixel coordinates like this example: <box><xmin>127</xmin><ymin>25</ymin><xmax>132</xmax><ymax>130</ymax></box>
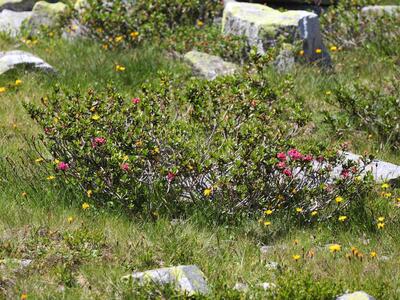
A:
<box><xmin>27</xmin><ymin>1</ymin><xmax>68</xmax><ymax>33</ymax></box>
<box><xmin>222</xmin><ymin>2</ymin><xmax>331</xmax><ymax>65</ymax></box>
<box><xmin>122</xmin><ymin>265</ymin><xmax>209</xmax><ymax>296</ymax></box>
<box><xmin>0</xmin><ymin>50</ymin><xmax>55</xmax><ymax>75</ymax></box>
<box><xmin>259</xmin><ymin>282</ymin><xmax>277</xmax><ymax>290</ymax></box>
<box><xmin>265</xmin><ymin>261</ymin><xmax>279</xmax><ymax>270</ymax></box>
<box><xmin>0</xmin><ymin>9</ymin><xmax>31</xmax><ymax>36</ymax></box>
<box><xmin>233</xmin><ymin>282</ymin><xmax>249</xmax><ymax>292</ymax></box>
<box><xmin>361</xmin><ymin>5</ymin><xmax>400</xmax><ymax>17</ymax></box>
<box><xmin>336</xmin><ymin>291</ymin><xmax>376</xmax><ymax>300</ymax></box>
<box><xmin>184</xmin><ymin>51</ymin><xmax>238</xmax><ymax>80</ymax></box>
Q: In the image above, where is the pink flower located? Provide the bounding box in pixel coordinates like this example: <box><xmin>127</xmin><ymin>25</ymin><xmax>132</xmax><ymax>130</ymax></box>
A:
<box><xmin>341</xmin><ymin>169</ymin><xmax>350</xmax><ymax>178</ymax></box>
<box><xmin>277</xmin><ymin>152</ymin><xmax>287</xmax><ymax>161</ymax></box>
<box><xmin>167</xmin><ymin>171</ymin><xmax>176</xmax><ymax>182</ymax></box>
<box><xmin>44</xmin><ymin>127</ymin><xmax>52</xmax><ymax>134</ymax></box>
<box><xmin>120</xmin><ymin>163</ymin><xmax>130</xmax><ymax>172</ymax></box>
<box><xmin>317</xmin><ymin>156</ymin><xmax>325</xmax><ymax>162</ymax></box>
<box><xmin>283</xmin><ymin>168</ymin><xmax>292</xmax><ymax>177</ymax></box>
<box><xmin>287</xmin><ymin>149</ymin><xmax>303</xmax><ymax>160</ymax></box>
<box><xmin>303</xmin><ymin>154</ymin><xmax>313</xmax><ymax>162</ymax></box>
<box><xmin>132</xmin><ymin>97</ymin><xmax>140</xmax><ymax>104</ymax></box>
<box><xmin>57</xmin><ymin>162</ymin><xmax>69</xmax><ymax>171</ymax></box>
<box><xmin>92</xmin><ymin>137</ymin><xmax>106</xmax><ymax>148</ymax></box>
<box><xmin>276</xmin><ymin>161</ymin><xmax>286</xmax><ymax>169</ymax></box>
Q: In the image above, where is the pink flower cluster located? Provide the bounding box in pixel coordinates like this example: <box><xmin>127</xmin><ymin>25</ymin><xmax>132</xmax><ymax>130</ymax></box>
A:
<box><xmin>120</xmin><ymin>163</ymin><xmax>130</xmax><ymax>172</ymax></box>
<box><xmin>167</xmin><ymin>171</ymin><xmax>176</xmax><ymax>182</ymax></box>
<box><xmin>92</xmin><ymin>137</ymin><xmax>106</xmax><ymax>148</ymax></box>
<box><xmin>57</xmin><ymin>162</ymin><xmax>69</xmax><ymax>171</ymax></box>
<box><xmin>131</xmin><ymin>97</ymin><xmax>140</xmax><ymax>104</ymax></box>
<box><xmin>275</xmin><ymin>149</ymin><xmax>315</xmax><ymax>177</ymax></box>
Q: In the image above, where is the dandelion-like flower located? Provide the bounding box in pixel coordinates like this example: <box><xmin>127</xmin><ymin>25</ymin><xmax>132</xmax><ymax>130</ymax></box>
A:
<box><xmin>292</xmin><ymin>254</ymin><xmax>301</xmax><ymax>261</ymax></box>
<box><xmin>203</xmin><ymin>188</ymin><xmax>212</xmax><ymax>197</ymax></box>
<box><xmin>264</xmin><ymin>209</ymin><xmax>273</xmax><ymax>215</ymax></box>
<box><xmin>329</xmin><ymin>244</ymin><xmax>341</xmax><ymax>253</ymax></box>
<box><xmin>335</xmin><ymin>196</ymin><xmax>343</xmax><ymax>204</ymax></box>
<box><xmin>377</xmin><ymin>222</ymin><xmax>385</xmax><ymax>229</ymax></box>
<box><xmin>338</xmin><ymin>216</ymin><xmax>347</xmax><ymax>222</ymax></box>
<box><xmin>82</xmin><ymin>202</ymin><xmax>90</xmax><ymax>210</ymax></box>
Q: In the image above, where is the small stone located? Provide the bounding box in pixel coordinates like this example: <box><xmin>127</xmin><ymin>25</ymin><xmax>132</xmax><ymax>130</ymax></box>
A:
<box><xmin>184</xmin><ymin>51</ymin><xmax>238</xmax><ymax>80</ymax></box>
<box><xmin>233</xmin><ymin>282</ymin><xmax>249</xmax><ymax>292</ymax></box>
<box><xmin>122</xmin><ymin>265</ymin><xmax>209</xmax><ymax>296</ymax></box>
<box><xmin>0</xmin><ymin>50</ymin><xmax>55</xmax><ymax>75</ymax></box>
<box><xmin>336</xmin><ymin>291</ymin><xmax>376</xmax><ymax>300</ymax></box>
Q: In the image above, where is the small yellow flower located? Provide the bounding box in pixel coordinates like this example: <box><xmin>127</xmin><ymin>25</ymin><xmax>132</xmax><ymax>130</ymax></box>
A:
<box><xmin>397</xmin><ymin>197</ymin><xmax>400</xmax><ymax>202</ymax></box>
<box><xmin>91</xmin><ymin>114</ymin><xmax>100</xmax><ymax>121</ymax></box>
<box><xmin>53</xmin><ymin>117</ymin><xmax>59</xmax><ymax>124</ymax></box>
<box><xmin>102</xmin><ymin>44</ymin><xmax>109</xmax><ymax>50</ymax></box>
<box><xmin>315</xmin><ymin>48</ymin><xmax>322</xmax><ymax>54</ymax></box>
<box><xmin>197</xmin><ymin>20</ymin><xmax>204</xmax><ymax>27</ymax></box>
<box><xmin>21</xmin><ymin>192</ymin><xmax>27</xmax><ymax>197</ymax></box>
<box><xmin>381</xmin><ymin>183</ymin><xmax>390</xmax><ymax>189</ymax></box>
<box><xmin>35</xmin><ymin>158</ymin><xmax>44</xmax><ymax>163</ymax></box>
<box><xmin>0</xmin><ymin>87</ymin><xmax>6</xmax><ymax>93</ymax></box>
<box><xmin>264</xmin><ymin>221</ymin><xmax>271</xmax><ymax>226</ymax></box>
<box><xmin>335</xmin><ymin>196</ymin><xmax>343</xmax><ymax>204</ymax></box>
<box><xmin>67</xmin><ymin>216</ymin><xmax>74</xmax><ymax>224</ymax></box>
<box><xmin>12</xmin><ymin>123</ymin><xmax>17</xmax><ymax>129</ymax></box>
<box><xmin>382</xmin><ymin>192</ymin><xmax>392</xmax><ymax>198</ymax></box>
<box><xmin>329</xmin><ymin>244</ymin><xmax>341</xmax><ymax>253</ymax></box>
<box><xmin>351</xmin><ymin>247</ymin><xmax>358</xmax><ymax>255</ymax></box>
<box><xmin>355</xmin><ymin>176</ymin><xmax>362</xmax><ymax>181</ymax></box>
<box><xmin>338</xmin><ymin>216</ymin><xmax>347</xmax><ymax>222</ymax></box>
<box><xmin>82</xmin><ymin>202</ymin><xmax>90</xmax><ymax>210</ymax></box>
<box><xmin>203</xmin><ymin>188</ymin><xmax>213</xmax><ymax>197</ymax></box>
<box><xmin>264</xmin><ymin>209</ymin><xmax>273</xmax><ymax>215</ymax></box>
<box><xmin>292</xmin><ymin>254</ymin><xmax>301</xmax><ymax>261</ymax></box>
<box><xmin>377</xmin><ymin>222</ymin><xmax>385</xmax><ymax>229</ymax></box>
<box><xmin>47</xmin><ymin>175</ymin><xmax>56</xmax><ymax>180</ymax></box>
<box><xmin>277</xmin><ymin>195</ymin><xmax>285</xmax><ymax>201</ymax></box>
<box><xmin>378</xmin><ymin>216</ymin><xmax>385</xmax><ymax>222</ymax></box>
<box><xmin>115</xmin><ymin>35</ymin><xmax>124</xmax><ymax>43</ymax></box>
<box><xmin>122</xmin><ymin>155</ymin><xmax>129</xmax><ymax>161</ymax></box>
<box><xmin>87</xmin><ymin>190</ymin><xmax>93</xmax><ymax>198</ymax></box>
<box><xmin>21</xmin><ymin>293</ymin><xmax>28</xmax><ymax>300</ymax></box>
<box><xmin>130</xmin><ymin>31</ymin><xmax>139</xmax><ymax>39</ymax></box>
<box><xmin>295</xmin><ymin>207</ymin><xmax>303</xmax><ymax>213</ymax></box>
<box><xmin>370</xmin><ymin>251</ymin><xmax>377</xmax><ymax>258</ymax></box>
<box><xmin>54</xmin><ymin>159</ymin><xmax>60</xmax><ymax>164</ymax></box>
<box><xmin>96</xmin><ymin>27</ymin><xmax>103</xmax><ymax>33</ymax></box>
<box><xmin>311</xmin><ymin>211</ymin><xmax>318</xmax><ymax>216</ymax></box>
<box><xmin>15</xmin><ymin>79</ymin><xmax>22</xmax><ymax>86</ymax></box>
<box><xmin>115</xmin><ymin>65</ymin><xmax>126</xmax><ymax>72</ymax></box>
<box><xmin>330</xmin><ymin>46</ymin><xmax>338</xmax><ymax>52</ymax></box>
<box><xmin>152</xmin><ymin>146</ymin><xmax>160</xmax><ymax>154</ymax></box>
<box><xmin>325</xmin><ymin>91</ymin><xmax>332</xmax><ymax>95</ymax></box>
<box><xmin>293</xmin><ymin>239</ymin><xmax>299</xmax><ymax>245</ymax></box>
<box><xmin>299</xmin><ymin>50</ymin><xmax>305</xmax><ymax>56</ymax></box>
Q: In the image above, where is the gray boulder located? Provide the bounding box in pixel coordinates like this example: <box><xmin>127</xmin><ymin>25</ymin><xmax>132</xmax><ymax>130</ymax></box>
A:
<box><xmin>122</xmin><ymin>265</ymin><xmax>209</xmax><ymax>296</ymax></box>
<box><xmin>27</xmin><ymin>1</ymin><xmax>68</xmax><ymax>33</ymax></box>
<box><xmin>361</xmin><ymin>5</ymin><xmax>400</xmax><ymax>17</ymax></box>
<box><xmin>184</xmin><ymin>51</ymin><xmax>238</xmax><ymax>80</ymax></box>
<box><xmin>0</xmin><ymin>50</ymin><xmax>55</xmax><ymax>75</ymax></box>
<box><xmin>0</xmin><ymin>0</ymin><xmax>36</xmax><ymax>12</ymax></box>
<box><xmin>0</xmin><ymin>10</ymin><xmax>31</xmax><ymax>36</ymax></box>
<box><xmin>222</xmin><ymin>2</ymin><xmax>331</xmax><ymax>65</ymax></box>
<box><xmin>336</xmin><ymin>291</ymin><xmax>375</xmax><ymax>300</ymax></box>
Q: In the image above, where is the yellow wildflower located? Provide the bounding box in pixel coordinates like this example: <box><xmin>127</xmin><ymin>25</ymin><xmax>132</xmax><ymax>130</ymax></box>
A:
<box><xmin>330</xmin><ymin>45</ymin><xmax>338</xmax><ymax>52</ymax></box>
<box><xmin>355</xmin><ymin>175</ymin><xmax>362</xmax><ymax>181</ymax></box>
<box><xmin>96</xmin><ymin>27</ymin><xmax>103</xmax><ymax>33</ymax></box>
<box><xmin>264</xmin><ymin>209</ymin><xmax>273</xmax><ymax>215</ymax></box>
<box><xmin>299</xmin><ymin>50</ymin><xmax>304</xmax><ymax>56</ymax></box>
<box><xmin>82</xmin><ymin>202</ymin><xmax>90</xmax><ymax>210</ymax></box>
<box><xmin>35</xmin><ymin>158</ymin><xmax>44</xmax><ymax>163</ymax></box>
<box><xmin>335</xmin><ymin>196</ymin><xmax>343</xmax><ymax>203</ymax></box>
<box><xmin>197</xmin><ymin>20</ymin><xmax>204</xmax><ymax>27</ymax></box>
<box><xmin>338</xmin><ymin>216</ymin><xmax>347</xmax><ymax>222</ymax></box>
<box><xmin>315</xmin><ymin>48</ymin><xmax>322</xmax><ymax>54</ymax></box>
<box><xmin>381</xmin><ymin>183</ymin><xmax>390</xmax><ymax>189</ymax></box>
<box><xmin>0</xmin><ymin>87</ymin><xmax>6</xmax><ymax>93</ymax></box>
<box><xmin>115</xmin><ymin>65</ymin><xmax>126</xmax><ymax>72</ymax></box>
<box><xmin>329</xmin><ymin>244</ymin><xmax>341</xmax><ymax>253</ymax></box>
<box><xmin>377</xmin><ymin>222</ymin><xmax>385</xmax><ymax>229</ymax></box>
<box><xmin>152</xmin><ymin>146</ymin><xmax>160</xmax><ymax>154</ymax></box>
<box><xmin>47</xmin><ymin>175</ymin><xmax>56</xmax><ymax>180</ymax></box>
<box><xmin>378</xmin><ymin>216</ymin><xmax>385</xmax><ymax>222</ymax></box>
<box><xmin>67</xmin><ymin>216</ymin><xmax>74</xmax><ymax>224</ymax></box>
<box><xmin>15</xmin><ymin>79</ymin><xmax>22</xmax><ymax>86</ymax></box>
<box><xmin>382</xmin><ymin>192</ymin><xmax>392</xmax><ymax>198</ymax></box>
<box><xmin>325</xmin><ymin>91</ymin><xmax>332</xmax><ymax>95</ymax></box>
<box><xmin>102</xmin><ymin>44</ymin><xmax>109</xmax><ymax>50</ymax></box>
<box><xmin>370</xmin><ymin>251</ymin><xmax>377</xmax><ymax>258</ymax></box>
<box><xmin>130</xmin><ymin>31</ymin><xmax>139</xmax><ymax>39</ymax></box>
<box><xmin>264</xmin><ymin>221</ymin><xmax>271</xmax><ymax>226</ymax></box>
<box><xmin>87</xmin><ymin>190</ymin><xmax>93</xmax><ymax>198</ymax></box>
<box><xmin>203</xmin><ymin>188</ymin><xmax>213</xmax><ymax>197</ymax></box>
<box><xmin>21</xmin><ymin>192</ymin><xmax>27</xmax><ymax>197</ymax></box>
<box><xmin>311</xmin><ymin>211</ymin><xmax>318</xmax><ymax>216</ymax></box>
<box><xmin>292</xmin><ymin>254</ymin><xmax>301</xmax><ymax>261</ymax></box>
<box><xmin>296</xmin><ymin>207</ymin><xmax>303</xmax><ymax>213</ymax></box>
<box><xmin>21</xmin><ymin>293</ymin><xmax>28</xmax><ymax>300</ymax></box>
<box><xmin>91</xmin><ymin>114</ymin><xmax>100</xmax><ymax>121</ymax></box>
<box><xmin>115</xmin><ymin>35</ymin><xmax>124</xmax><ymax>43</ymax></box>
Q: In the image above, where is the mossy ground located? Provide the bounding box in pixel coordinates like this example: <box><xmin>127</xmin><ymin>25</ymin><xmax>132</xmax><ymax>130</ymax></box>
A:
<box><xmin>1</xmin><ymin>6</ymin><xmax>400</xmax><ymax>299</ymax></box>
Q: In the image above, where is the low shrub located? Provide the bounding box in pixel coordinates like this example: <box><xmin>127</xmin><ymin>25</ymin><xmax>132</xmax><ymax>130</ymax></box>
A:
<box><xmin>25</xmin><ymin>65</ymin><xmax>371</xmax><ymax>222</ymax></box>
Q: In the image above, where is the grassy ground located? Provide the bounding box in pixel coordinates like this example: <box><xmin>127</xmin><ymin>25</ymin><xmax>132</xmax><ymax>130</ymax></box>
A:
<box><xmin>1</xmin><ymin>16</ymin><xmax>400</xmax><ymax>300</ymax></box>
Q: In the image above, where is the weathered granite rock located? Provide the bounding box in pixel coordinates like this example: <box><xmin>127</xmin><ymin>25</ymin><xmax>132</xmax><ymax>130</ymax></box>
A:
<box><xmin>0</xmin><ymin>50</ymin><xmax>55</xmax><ymax>75</ymax></box>
<box><xmin>122</xmin><ymin>265</ymin><xmax>209</xmax><ymax>296</ymax></box>
<box><xmin>336</xmin><ymin>291</ymin><xmax>376</xmax><ymax>300</ymax></box>
<box><xmin>361</xmin><ymin>5</ymin><xmax>400</xmax><ymax>17</ymax></box>
<box><xmin>184</xmin><ymin>51</ymin><xmax>238</xmax><ymax>80</ymax></box>
<box><xmin>27</xmin><ymin>1</ymin><xmax>68</xmax><ymax>32</ymax></box>
<box><xmin>222</xmin><ymin>2</ymin><xmax>331</xmax><ymax>65</ymax></box>
<box><xmin>334</xmin><ymin>152</ymin><xmax>400</xmax><ymax>183</ymax></box>
<box><xmin>275</xmin><ymin>44</ymin><xmax>295</xmax><ymax>73</ymax></box>
<box><xmin>0</xmin><ymin>10</ymin><xmax>31</xmax><ymax>36</ymax></box>
<box><xmin>0</xmin><ymin>0</ymin><xmax>36</xmax><ymax>12</ymax></box>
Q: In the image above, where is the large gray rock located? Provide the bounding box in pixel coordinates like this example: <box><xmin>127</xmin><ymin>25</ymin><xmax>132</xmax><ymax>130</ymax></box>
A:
<box><xmin>0</xmin><ymin>50</ymin><xmax>55</xmax><ymax>75</ymax></box>
<box><xmin>335</xmin><ymin>152</ymin><xmax>400</xmax><ymax>183</ymax></box>
<box><xmin>27</xmin><ymin>1</ymin><xmax>68</xmax><ymax>33</ymax></box>
<box><xmin>361</xmin><ymin>5</ymin><xmax>400</xmax><ymax>17</ymax></box>
<box><xmin>336</xmin><ymin>291</ymin><xmax>375</xmax><ymax>300</ymax></box>
<box><xmin>184</xmin><ymin>51</ymin><xmax>238</xmax><ymax>80</ymax></box>
<box><xmin>0</xmin><ymin>0</ymin><xmax>36</xmax><ymax>12</ymax></box>
<box><xmin>0</xmin><ymin>10</ymin><xmax>31</xmax><ymax>36</ymax></box>
<box><xmin>122</xmin><ymin>265</ymin><xmax>209</xmax><ymax>296</ymax></box>
<box><xmin>222</xmin><ymin>2</ymin><xmax>331</xmax><ymax>65</ymax></box>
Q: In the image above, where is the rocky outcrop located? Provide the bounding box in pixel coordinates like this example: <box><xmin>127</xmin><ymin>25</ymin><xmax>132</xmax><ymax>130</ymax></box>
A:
<box><xmin>222</xmin><ymin>2</ymin><xmax>331</xmax><ymax>65</ymax></box>
<box><xmin>184</xmin><ymin>51</ymin><xmax>238</xmax><ymax>80</ymax></box>
<box><xmin>361</xmin><ymin>5</ymin><xmax>400</xmax><ymax>17</ymax></box>
<box><xmin>336</xmin><ymin>291</ymin><xmax>375</xmax><ymax>300</ymax></box>
<box><xmin>0</xmin><ymin>10</ymin><xmax>31</xmax><ymax>36</ymax></box>
<box><xmin>27</xmin><ymin>1</ymin><xmax>68</xmax><ymax>33</ymax></box>
<box><xmin>0</xmin><ymin>50</ymin><xmax>55</xmax><ymax>75</ymax></box>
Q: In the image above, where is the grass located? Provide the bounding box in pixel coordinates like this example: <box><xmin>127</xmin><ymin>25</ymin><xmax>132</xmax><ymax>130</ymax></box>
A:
<box><xmin>1</xmin><ymin>12</ymin><xmax>400</xmax><ymax>300</ymax></box>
